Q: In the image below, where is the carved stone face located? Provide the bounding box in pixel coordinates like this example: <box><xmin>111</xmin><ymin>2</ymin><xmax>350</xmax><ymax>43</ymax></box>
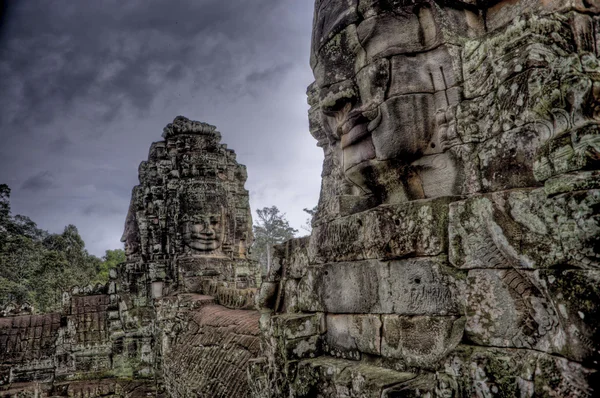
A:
<box><xmin>312</xmin><ymin>1</ymin><xmax>465</xmax><ymax>203</ymax></box>
<box><xmin>182</xmin><ymin>210</ymin><xmax>224</xmax><ymax>252</ymax></box>
<box><xmin>123</xmin><ymin>239</ymin><xmax>140</xmax><ymax>257</ymax></box>
<box><xmin>121</xmin><ymin>204</ymin><xmax>141</xmax><ymax>259</ymax></box>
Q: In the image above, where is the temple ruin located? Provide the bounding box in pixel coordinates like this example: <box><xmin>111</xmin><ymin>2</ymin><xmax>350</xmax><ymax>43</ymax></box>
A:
<box><xmin>0</xmin><ymin>117</ymin><xmax>262</xmax><ymax>397</ymax></box>
<box><xmin>252</xmin><ymin>0</ymin><xmax>600</xmax><ymax>396</ymax></box>
<box><xmin>1</xmin><ymin>0</ymin><xmax>600</xmax><ymax>397</ymax></box>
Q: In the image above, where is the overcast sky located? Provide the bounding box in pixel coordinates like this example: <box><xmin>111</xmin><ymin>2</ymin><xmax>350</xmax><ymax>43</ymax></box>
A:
<box><xmin>0</xmin><ymin>0</ymin><xmax>322</xmax><ymax>256</ymax></box>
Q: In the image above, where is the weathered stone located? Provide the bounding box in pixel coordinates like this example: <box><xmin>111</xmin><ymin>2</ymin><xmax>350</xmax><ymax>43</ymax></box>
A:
<box><xmin>313</xmin><ymin>25</ymin><xmax>362</xmax><ymax>88</ymax></box>
<box><xmin>325</xmin><ymin>314</ymin><xmax>381</xmax><ymax>357</ymax></box>
<box><xmin>162</xmin><ymin>304</ymin><xmax>261</xmax><ymax>398</ymax></box>
<box><xmin>297</xmin><ymin>257</ymin><xmax>461</xmax><ymax>315</ymax></box>
<box><xmin>449</xmin><ymin>188</ymin><xmax>600</xmax><ymax>269</ymax></box>
<box><xmin>441</xmin><ymin>345</ymin><xmax>598</xmax><ymax>397</ymax></box>
<box><xmin>291</xmin><ymin>356</ymin><xmax>416</xmax><ymax>398</ymax></box>
<box><xmin>309</xmin><ymin>197</ymin><xmax>452</xmax><ymax>264</ymax></box>
<box><xmin>253</xmin><ymin>1</ymin><xmax>600</xmax><ymax>396</ymax></box>
<box><xmin>381</xmin><ymin>315</ymin><xmax>465</xmax><ymax>368</ymax></box>
<box><xmin>465</xmin><ymin>268</ymin><xmax>600</xmax><ymax>363</ymax></box>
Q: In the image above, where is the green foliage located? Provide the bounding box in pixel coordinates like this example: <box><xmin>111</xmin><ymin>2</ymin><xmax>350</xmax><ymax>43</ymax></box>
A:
<box><xmin>251</xmin><ymin>206</ymin><xmax>297</xmax><ymax>274</ymax></box>
<box><xmin>97</xmin><ymin>249</ymin><xmax>125</xmax><ymax>283</ymax></box>
<box><xmin>0</xmin><ymin>185</ymin><xmax>119</xmax><ymax>313</ymax></box>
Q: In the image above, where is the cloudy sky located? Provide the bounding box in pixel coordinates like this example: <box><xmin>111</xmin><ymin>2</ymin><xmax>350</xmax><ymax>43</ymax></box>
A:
<box><xmin>0</xmin><ymin>0</ymin><xmax>322</xmax><ymax>256</ymax></box>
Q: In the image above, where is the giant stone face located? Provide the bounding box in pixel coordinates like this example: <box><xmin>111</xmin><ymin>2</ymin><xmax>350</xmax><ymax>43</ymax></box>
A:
<box><xmin>252</xmin><ymin>0</ymin><xmax>600</xmax><ymax>396</ymax></box>
<box><xmin>182</xmin><ymin>212</ymin><xmax>224</xmax><ymax>252</ymax></box>
<box><xmin>179</xmin><ymin>188</ymin><xmax>228</xmax><ymax>255</ymax></box>
<box><xmin>312</xmin><ymin>0</ymin><xmax>470</xmax><ymax>204</ymax></box>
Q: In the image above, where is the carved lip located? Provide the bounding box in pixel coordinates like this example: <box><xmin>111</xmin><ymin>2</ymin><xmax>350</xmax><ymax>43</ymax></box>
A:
<box><xmin>340</xmin><ymin>110</ymin><xmax>370</xmax><ymax>149</ymax></box>
<box><xmin>190</xmin><ymin>236</ymin><xmax>217</xmax><ymax>243</ymax></box>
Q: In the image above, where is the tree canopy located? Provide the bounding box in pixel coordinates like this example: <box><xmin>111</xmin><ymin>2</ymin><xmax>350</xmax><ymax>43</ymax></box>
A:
<box><xmin>0</xmin><ymin>184</ymin><xmax>123</xmax><ymax>313</ymax></box>
<box><xmin>252</xmin><ymin>206</ymin><xmax>297</xmax><ymax>274</ymax></box>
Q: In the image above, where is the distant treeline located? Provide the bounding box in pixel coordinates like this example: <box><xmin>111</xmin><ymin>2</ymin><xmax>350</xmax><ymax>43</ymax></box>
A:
<box><xmin>0</xmin><ymin>184</ymin><xmax>124</xmax><ymax>314</ymax></box>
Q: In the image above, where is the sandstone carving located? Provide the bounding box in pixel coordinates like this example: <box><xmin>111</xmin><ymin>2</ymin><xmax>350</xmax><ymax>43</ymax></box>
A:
<box><xmin>0</xmin><ymin>117</ymin><xmax>262</xmax><ymax>397</ymax></box>
<box><xmin>2</xmin><ymin>1</ymin><xmax>600</xmax><ymax>396</ymax></box>
<box><xmin>252</xmin><ymin>1</ymin><xmax>600</xmax><ymax>397</ymax></box>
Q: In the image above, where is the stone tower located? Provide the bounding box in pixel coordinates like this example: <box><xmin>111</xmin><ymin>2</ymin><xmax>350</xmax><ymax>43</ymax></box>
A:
<box><xmin>0</xmin><ymin>117</ymin><xmax>264</xmax><ymax>397</ymax></box>
<box><xmin>121</xmin><ymin>116</ymin><xmax>260</xmax><ymax>301</ymax></box>
<box><xmin>252</xmin><ymin>1</ymin><xmax>600</xmax><ymax>396</ymax></box>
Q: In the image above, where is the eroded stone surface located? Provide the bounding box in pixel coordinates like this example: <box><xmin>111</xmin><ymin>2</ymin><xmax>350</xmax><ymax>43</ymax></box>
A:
<box><xmin>253</xmin><ymin>0</ymin><xmax>600</xmax><ymax>396</ymax></box>
<box><xmin>0</xmin><ymin>117</ymin><xmax>261</xmax><ymax>397</ymax></box>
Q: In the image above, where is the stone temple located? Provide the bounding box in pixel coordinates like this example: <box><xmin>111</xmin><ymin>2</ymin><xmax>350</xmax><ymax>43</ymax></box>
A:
<box><xmin>2</xmin><ymin>0</ymin><xmax>600</xmax><ymax>397</ymax></box>
<box><xmin>0</xmin><ymin>117</ymin><xmax>263</xmax><ymax>397</ymax></box>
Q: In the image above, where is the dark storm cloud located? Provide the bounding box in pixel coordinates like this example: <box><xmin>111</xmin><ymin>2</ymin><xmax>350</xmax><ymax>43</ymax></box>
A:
<box><xmin>21</xmin><ymin>171</ymin><xmax>55</xmax><ymax>192</ymax></box>
<box><xmin>0</xmin><ymin>0</ymin><xmax>290</xmax><ymax>129</ymax></box>
<box><xmin>0</xmin><ymin>0</ymin><xmax>321</xmax><ymax>256</ymax></box>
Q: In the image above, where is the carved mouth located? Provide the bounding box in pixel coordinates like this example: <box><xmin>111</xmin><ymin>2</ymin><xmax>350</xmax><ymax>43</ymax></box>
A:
<box><xmin>191</xmin><ymin>237</ymin><xmax>216</xmax><ymax>242</ymax></box>
<box><xmin>340</xmin><ymin>110</ymin><xmax>370</xmax><ymax>149</ymax></box>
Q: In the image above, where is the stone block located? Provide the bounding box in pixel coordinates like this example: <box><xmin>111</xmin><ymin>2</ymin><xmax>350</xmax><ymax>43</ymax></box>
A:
<box><xmin>465</xmin><ymin>268</ymin><xmax>600</xmax><ymax>363</ymax></box>
<box><xmin>543</xmin><ymin>170</ymin><xmax>600</xmax><ymax>196</ymax></box>
<box><xmin>356</xmin><ymin>57</ymin><xmax>388</xmax><ymax>109</ymax></box>
<box><xmin>272</xmin><ymin>313</ymin><xmax>324</xmax><ymax>341</ymax></box>
<box><xmin>441</xmin><ymin>345</ymin><xmax>597</xmax><ymax>397</ymax></box>
<box><xmin>274</xmin><ymin>237</ymin><xmax>310</xmax><ymax>280</ymax></box>
<box><xmin>389</xmin><ymin>45</ymin><xmax>461</xmax><ymax>97</ymax></box>
<box><xmin>313</xmin><ymin>25</ymin><xmax>362</xmax><ymax>87</ymax></box>
<box><xmin>381</xmin><ymin>315</ymin><xmax>465</xmax><ymax>368</ymax></box>
<box><xmin>297</xmin><ymin>258</ymin><xmax>462</xmax><ymax>315</ymax></box>
<box><xmin>371</xmin><ymin>94</ymin><xmax>436</xmax><ymax>161</ymax></box>
<box><xmin>534</xmin><ymin>124</ymin><xmax>600</xmax><ymax>182</ymax></box>
<box><xmin>312</xmin><ymin>0</ymin><xmax>359</xmax><ymax>55</ymax></box>
<box><xmin>357</xmin><ymin>9</ymin><xmax>438</xmax><ymax>62</ymax></box>
<box><xmin>325</xmin><ymin>314</ymin><xmax>381</xmax><ymax>357</ymax></box>
<box><xmin>450</xmin><ymin>188</ymin><xmax>600</xmax><ymax>269</ymax></box>
<box><xmin>292</xmin><ymin>356</ymin><xmax>416</xmax><ymax>398</ymax></box>
<box><xmin>477</xmin><ymin>125</ymin><xmax>543</xmax><ymax>192</ymax></box>
<box><xmin>285</xmin><ymin>335</ymin><xmax>321</xmax><ymax>361</ymax></box>
<box><xmin>309</xmin><ymin>196</ymin><xmax>452</xmax><ymax>264</ymax></box>
<box><xmin>283</xmin><ymin>279</ymin><xmax>299</xmax><ymax>313</ymax></box>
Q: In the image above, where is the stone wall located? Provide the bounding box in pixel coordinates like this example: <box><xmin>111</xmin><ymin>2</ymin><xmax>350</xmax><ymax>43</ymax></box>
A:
<box><xmin>0</xmin><ymin>285</ymin><xmax>158</xmax><ymax>397</ymax></box>
<box><xmin>254</xmin><ymin>0</ymin><xmax>600</xmax><ymax>397</ymax></box>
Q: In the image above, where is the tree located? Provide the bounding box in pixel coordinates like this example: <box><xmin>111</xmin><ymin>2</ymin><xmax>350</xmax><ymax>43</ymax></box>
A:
<box><xmin>300</xmin><ymin>206</ymin><xmax>318</xmax><ymax>234</ymax></box>
<box><xmin>0</xmin><ymin>184</ymin><xmax>10</xmax><ymax>230</ymax></box>
<box><xmin>0</xmin><ymin>185</ymin><xmax>107</xmax><ymax>313</ymax></box>
<box><xmin>96</xmin><ymin>249</ymin><xmax>125</xmax><ymax>283</ymax></box>
<box><xmin>252</xmin><ymin>206</ymin><xmax>297</xmax><ymax>274</ymax></box>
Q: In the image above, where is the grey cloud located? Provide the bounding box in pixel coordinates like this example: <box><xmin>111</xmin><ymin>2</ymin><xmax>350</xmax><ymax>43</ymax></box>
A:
<box><xmin>82</xmin><ymin>202</ymin><xmax>122</xmax><ymax>217</ymax></box>
<box><xmin>21</xmin><ymin>171</ymin><xmax>55</xmax><ymax>192</ymax></box>
<box><xmin>0</xmin><ymin>0</ymin><xmax>293</xmax><ymax>130</ymax></box>
<box><xmin>246</xmin><ymin>63</ymin><xmax>293</xmax><ymax>84</ymax></box>
<box><xmin>0</xmin><ymin>0</ymin><xmax>321</xmax><ymax>256</ymax></box>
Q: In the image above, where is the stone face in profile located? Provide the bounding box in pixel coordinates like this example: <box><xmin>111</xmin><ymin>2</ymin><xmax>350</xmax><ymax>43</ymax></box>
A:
<box><xmin>253</xmin><ymin>1</ymin><xmax>600</xmax><ymax>396</ymax></box>
<box><xmin>120</xmin><ymin>201</ymin><xmax>141</xmax><ymax>261</ymax></box>
<box><xmin>311</xmin><ymin>0</ymin><xmax>468</xmax><ymax>207</ymax></box>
